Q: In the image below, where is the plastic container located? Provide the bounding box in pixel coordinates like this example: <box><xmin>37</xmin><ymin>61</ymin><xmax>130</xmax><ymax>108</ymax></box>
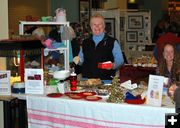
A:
<box><xmin>55</xmin><ymin>8</ymin><xmax>67</xmax><ymax>22</ymax></box>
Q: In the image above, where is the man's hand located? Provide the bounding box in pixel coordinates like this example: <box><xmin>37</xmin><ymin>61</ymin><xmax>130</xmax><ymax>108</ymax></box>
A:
<box><xmin>73</xmin><ymin>56</ymin><xmax>80</xmax><ymax>65</ymax></box>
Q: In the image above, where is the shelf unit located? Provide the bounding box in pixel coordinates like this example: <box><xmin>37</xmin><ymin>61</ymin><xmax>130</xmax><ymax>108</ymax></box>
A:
<box><xmin>19</xmin><ymin>21</ymin><xmax>70</xmax><ymax>70</ymax></box>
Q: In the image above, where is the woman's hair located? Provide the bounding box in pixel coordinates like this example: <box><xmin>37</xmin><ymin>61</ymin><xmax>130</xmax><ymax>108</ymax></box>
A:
<box><xmin>159</xmin><ymin>43</ymin><xmax>180</xmax><ymax>79</ymax></box>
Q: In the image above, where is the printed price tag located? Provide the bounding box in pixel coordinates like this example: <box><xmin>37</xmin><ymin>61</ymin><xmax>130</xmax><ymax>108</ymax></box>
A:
<box><xmin>25</xmin><ymin>68</ymin><xmax>44</xmax><ymax>94</ymax></box>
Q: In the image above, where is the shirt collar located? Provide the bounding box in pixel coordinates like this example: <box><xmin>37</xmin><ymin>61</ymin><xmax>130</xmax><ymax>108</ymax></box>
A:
<box><xmin>92</xmin><ymin>33</ymin><xmax>105</xmax><ymax>44</ymax></box>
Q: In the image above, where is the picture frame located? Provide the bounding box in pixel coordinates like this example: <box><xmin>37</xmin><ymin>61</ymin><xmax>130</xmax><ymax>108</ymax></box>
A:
<box><xmin>105</xmin><ymin>18</ymin><xmax>115</xmax><ymax>38</ymax></box>
<box><xmin>79</xmin><ymin>0</ymin><xmax>91</xmax><ymax>30</ymax></box>
<box><xmin>128</xmin><ymin>15</ymin><xmax>143</xmax><ymax>29</ymax></box>
<box><xmin>126</xmin><ymin>31</ymin><xmax>138</xmax><ymax>42</ymax></box>
<box><xmin>127</xmin><ymin>45</ymin><xmax>136</xmax><ymax>51</ymax></box>
<box><xmin>120</xmin><ymin>16</ymin><xmax>125</xmax><ymax>31</ymax></box>
<box><xmin>138</xmin><ymin>31</ymin><xmax>144</xmax><ymax>37</ymax></box>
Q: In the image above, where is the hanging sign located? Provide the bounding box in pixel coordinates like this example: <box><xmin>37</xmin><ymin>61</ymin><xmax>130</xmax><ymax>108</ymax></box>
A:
<box><xmin>147</xmin><ymin>75</ymin><xmax>164</xmax><ymax>107</ymax></box>
<box><xmin>25</xmin><ymin>69</ymin><xmax>44</xmax><ymax>94</ymax></box>
<box><xmin>0</xmin><ymin>71</ymin><xmax>11</xmax><ymax>95</ymax></box>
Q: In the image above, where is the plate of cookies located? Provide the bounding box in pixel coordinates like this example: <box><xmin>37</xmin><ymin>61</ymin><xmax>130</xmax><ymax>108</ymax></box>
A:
<box><xmin>84</xmin><ymin>95</ymin><xmax>102</xmax><ymax>101</ymax></box>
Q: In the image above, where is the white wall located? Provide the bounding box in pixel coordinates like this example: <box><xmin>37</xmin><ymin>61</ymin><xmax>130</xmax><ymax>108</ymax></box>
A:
<box><xmin>0</xmin><ymin>0</ymin><xmax>8</xmax><ymax>125</ymax></box>
<box><xmin>0</xmin><ymin>1</ymin><xmax>8</xmax><ymax>125</ymax></box>
<box><xmin>0</xmin><ymin>0</ymin><xmax>8</xmax><ymax>39</ymax></box>
<box><xmin>0</xmin><ymin>0</ymin><xmax>8</xmax><ymax>70</ymax></box>
<box><xmin>0</xmin><ymin>102</ymin><xmax>4</xmax><ymax>128</ymax></box>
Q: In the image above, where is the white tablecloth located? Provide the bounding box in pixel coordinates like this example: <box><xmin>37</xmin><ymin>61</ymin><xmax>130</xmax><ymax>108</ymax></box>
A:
<box><xmin>27</xmin><ymin>95</ymin><xmax>175</xmax><ymax>128</ymax></box>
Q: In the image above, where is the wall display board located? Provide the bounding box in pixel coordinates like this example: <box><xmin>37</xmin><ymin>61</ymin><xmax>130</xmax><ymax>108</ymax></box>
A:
<box><xmin>92</xmin><ymin>9</ymin><xmax>154</xmax><ymax>64</ymax></box>
<box><xmin>119</xmin><ymin>10</ymin><xmax>154</xmax><ymax>63</ymax></box>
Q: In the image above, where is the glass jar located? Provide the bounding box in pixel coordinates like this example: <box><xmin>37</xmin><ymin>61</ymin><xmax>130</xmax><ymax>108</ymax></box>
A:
<box><xmin>70</xmin><ymin>72</ymin><xmax>77</xmax><ymax>91</ymax></box>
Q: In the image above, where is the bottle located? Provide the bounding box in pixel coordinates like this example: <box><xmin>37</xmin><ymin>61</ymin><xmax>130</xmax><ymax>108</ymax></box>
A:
<box><xmin>70</xmin><ymin>68</ymin><xmax>77</xmax><ymax>91</ymax></box>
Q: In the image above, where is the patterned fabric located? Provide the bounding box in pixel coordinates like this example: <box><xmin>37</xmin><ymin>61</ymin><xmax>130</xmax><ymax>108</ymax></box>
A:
<box><xmin>27</xmin><ymin>95</ymin><xmax>175</xmax><ymax>128</ymax></box>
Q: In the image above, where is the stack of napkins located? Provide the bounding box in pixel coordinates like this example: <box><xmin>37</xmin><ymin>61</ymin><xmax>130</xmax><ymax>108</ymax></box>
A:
<box><xmin>120</xmin><ymin>80</ymin><xmax>137</xmax><ymax>90</ymax></box>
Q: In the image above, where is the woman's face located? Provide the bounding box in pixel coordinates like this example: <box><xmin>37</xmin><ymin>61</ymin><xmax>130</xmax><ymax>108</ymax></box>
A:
<box><xmin>90</xmin><ymin>17</ymin><xmax>105</xmax><ymax>35</ymax></box>
<box><xmin>163</xmin><ymin>44</ymin><xmax>174</xmax><ymax>62</ymax></box>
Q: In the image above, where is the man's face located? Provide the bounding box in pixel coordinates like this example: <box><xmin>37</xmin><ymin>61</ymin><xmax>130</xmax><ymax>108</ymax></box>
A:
<box><xmin>163</xmin><ymin>44</ymin><xmax>174</xmax><ymax>62</ymax></box>
<box><xmin>90</xmin><ymin>17</ymin><xmax>105</xmax><ymax>35</ymax></box>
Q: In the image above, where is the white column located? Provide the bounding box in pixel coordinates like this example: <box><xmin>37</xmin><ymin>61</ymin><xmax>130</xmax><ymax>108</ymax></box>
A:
<box><xmin>0</xmin><ymin>0</ymin><xmax>9</xmax><ymax>70</ymax></box>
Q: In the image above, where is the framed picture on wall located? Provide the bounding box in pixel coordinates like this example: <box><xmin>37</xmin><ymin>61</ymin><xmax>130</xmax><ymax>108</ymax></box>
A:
<box><xmin>120</xmin><ymin>16</ymin><xmax>125</xmax><ymax>31</ymax></box>
<box><xmin>105</xmin><ymin>18</ymin><xmax>115</xmax><ymax>38</ymax></box>
<box><xmin>127</xmin><ymin>44</ymin><xmax>136</xmax><ymax>51</ymax></box>
<box><xmin>126</xmin><ymin>31</ymin><xmax>138</xmax><ymax>42</ymax></box>
<box><xmin>79</xmin><ymin>0</ymin><xmax>91</xmax><ymax>31</ymax></box>
<box><xmin>128</xmin><ymin>15</ymin><xmax>143</xmax><ymax>29</ymax></box>
<box><xmin>138</xmin><ymin>31</ymin><xmax>144</xmax><ymax>37</ymax></box>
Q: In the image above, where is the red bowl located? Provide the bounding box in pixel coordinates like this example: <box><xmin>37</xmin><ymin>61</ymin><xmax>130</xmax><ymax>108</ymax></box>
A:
<box><xmin>47</xmin><ymin>93</ymin><xmax>63</xmax><ymax>98</ymax></box>
<box><xmin>125</xmin><ymin>98</ymin><xmax>146</xmax><ymax>104</ymax></box>
<box><xmin>80</xmin><ymin>92</ymin><xmax>96</xmax><ymax>96</ymax></box>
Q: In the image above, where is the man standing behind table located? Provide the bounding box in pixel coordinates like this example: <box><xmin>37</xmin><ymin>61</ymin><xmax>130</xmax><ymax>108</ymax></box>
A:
<box><xmin>74</xmin><ymin>13</ymin><xmax>124</xmax><ymax>80</ymax></box>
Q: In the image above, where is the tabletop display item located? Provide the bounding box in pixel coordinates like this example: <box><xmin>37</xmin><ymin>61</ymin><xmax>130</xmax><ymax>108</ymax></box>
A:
<box><xmin>47</xmin><ymin>93</ymin><xmax>63</xmax><ymax>98</ymax></box>
<box><xmin>69</xmin><ymin>69</ymin><xmax>78</xmax><ymax>91</ymax></box>
<box><xmin>12</xmin><ymin>82</ymin><xmax>25</xmax><ymax>93</ymax></box>
<box><xmin>66</xmin><ymin>92</ymin><xmax>84</xmax><ymax>99</ymax></box>
<box><xmin>53</xmin><ymin>70</ymin><xmax>70</xmax><ymax>94</ymax></box>
<box><xmin>81</xmin><ymin>91</ymin><xmax>96</xmax><ymax>96</ymax></box>
<box><xmin>98</xmin><ymin>61</ymin><xmax>113</xmax><ymax>69</ymax></box>
<box><xmin>78</xmin><ymin>79</ymin><xmax>103</xmax><ymax>93</ymax></box>
<box><xmin>53</xmin><ymin>70</ymin><xmax>70</xmax><ymax>80</ymax></box>
<box><xmin>132</xmin><ymin>56</ymin><xmax>157</xmax><ymax>67</ymax></box>
<box><xmin>79</xmin><ymin>78</ymin><xmax>102</xmax><ymax>86</ymax></box>
<box><xmin>107</xmin><ymin>76</ymin><xmax>125</xmax><ymax>103</ymax></box>
<box><xmin>96</xmin><ymin>88</ymin><xmax>109</xmax><ymax>96</ymax></box>
<box><xmin>85</xmin><ymin>95</ymin><xmax>102</xmax><ymax>101</ymax></box>
<box><xmin>44</xmin><ymin>85</ymin><xmax>58</xmax><ymax>94</ymax></box>
<box><xmin>125</xmin><ymin>91</ymin><xmax>146</xmax><ymax>104</ymax></box>
<box><xmin>125</xmin><ymin>98</ymin><xmax>146</xmax><ymax>104</ymax></box>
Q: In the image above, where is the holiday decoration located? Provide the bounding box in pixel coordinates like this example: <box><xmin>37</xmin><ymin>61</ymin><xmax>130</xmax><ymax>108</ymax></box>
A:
<box><xmin>107</xmin><ymin>76</ymin><xmax>125</xmax><ymax>103</ymax></box>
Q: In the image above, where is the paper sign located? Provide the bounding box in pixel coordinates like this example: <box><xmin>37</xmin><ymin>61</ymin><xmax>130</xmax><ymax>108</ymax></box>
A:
<box><xmin>147</xmin><ymin>75</ymin><xmax>164</xmax><ymax>107</ymax></box>
<box><xmin>0</xmin><ymin>71</ymin><xmax>11</xmax><ymax>95</ymax></box>
<box><xmin>25</xmin><ymin>69</ymin><xmax>44</xmax><ymax>94</ymax></box>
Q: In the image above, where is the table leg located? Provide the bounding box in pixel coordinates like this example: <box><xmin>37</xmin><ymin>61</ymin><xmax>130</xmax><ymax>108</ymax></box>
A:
<box><xmin>3</xmin><ymin>98</ymin><xmax>18</xmax><ymax>128</ymax></box>
<box><xmin>18</xmin><ymin>99</ymin><xmax>27</xmax><ymax>128</ymax></box>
